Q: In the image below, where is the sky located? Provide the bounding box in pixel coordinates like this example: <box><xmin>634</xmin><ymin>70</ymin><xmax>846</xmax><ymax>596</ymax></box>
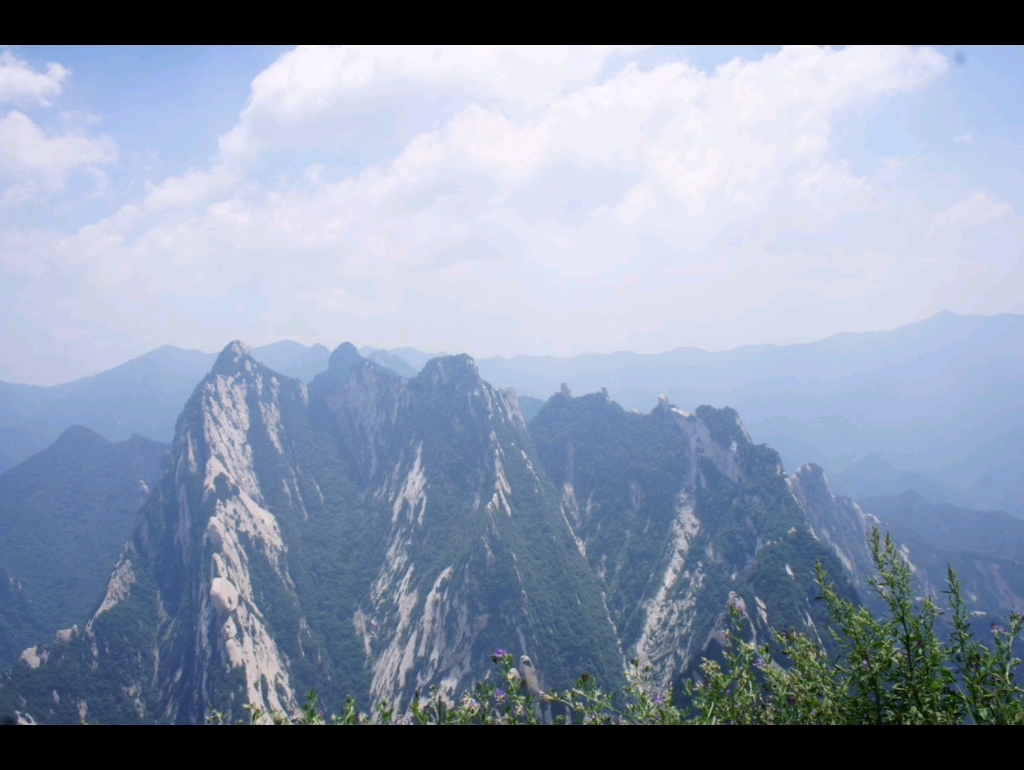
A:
<box><xmin>1</xmin><ymin>45</ymin><xmax>1022</xmax><ymax>385</ymax></box>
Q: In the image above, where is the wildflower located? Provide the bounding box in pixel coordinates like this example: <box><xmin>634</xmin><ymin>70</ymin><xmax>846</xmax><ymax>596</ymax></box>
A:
<box><xmin>992</xmin><ymin>623</ymin><xmax>1008</xmax><ymax>634</ymax></box>
<box><xmin>491</xmin><ymin>648</ymin><xmax>507</xmax><ymax>663</ymax></box>
<box><xmin>494</xmin><ymin>689</ymin><xmax>506</xmax><ymax>703</ymax></box>
<box><xmin>754</xmin><ymin>655</ymin><xmax>766</xmax><ymax>670</ymax></box>
<box><xmin>653</xmin><ymin>694</ymin><xmax>665</xmax><ymax>706</ymax></box>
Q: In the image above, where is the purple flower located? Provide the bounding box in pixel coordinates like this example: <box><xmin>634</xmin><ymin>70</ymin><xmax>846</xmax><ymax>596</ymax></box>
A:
<box><xmin>494</xmin><ymin>689</ymin><xmax>506</xmax><ymax>703</ymax></box>
<box><xmin>653</xmin><ymin>694</ymin><xmax>665</xmax><ymax>706</ymax></box>
<box><xmin>992</xmin><ymin>623</ymin><xmax>1008</xmax><ymax>634</ymax></box>
<box><xmin>754</xmin><ymin>655</ymin><xmax>767</xmax><ymax>670</ymax></box>
<box><xmin>492</xmin><ymin>648</ymin><xmax>507</xmax><ymax>662</ymax></box>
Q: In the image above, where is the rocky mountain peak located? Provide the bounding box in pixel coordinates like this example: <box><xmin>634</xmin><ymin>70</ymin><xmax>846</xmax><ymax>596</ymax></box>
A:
<box><xmin>50</xmin><ymin>424</ymin><xmax>111</xmax><ymax>450</ymax></box>
<box><xmin>789</xmin><ymin>463</ymin><xmax>878</xmax><ymax>589</ymax></box>
<box><xmin>791</xmin><ymin>463</ymin><xmax>830</xmax><ymax>495</ymax></box>
<box><xmin>693</xmin><ymin>405</ymin><xmax>752</xmax><ymax>448</ymax></box>
<box><xmin>328</xmin><ymin>342</ymin><xmax>362</xmax><ymax>370</ymax></box>
<box><xmin>210</xmin><ymin>340</ymin><xmax>254</xmax><ymax>376</ymax></box>
<box><xmin>418</xmin><ymin>353</ymin><xmax>481</xmax><ymax>390</ymax></box>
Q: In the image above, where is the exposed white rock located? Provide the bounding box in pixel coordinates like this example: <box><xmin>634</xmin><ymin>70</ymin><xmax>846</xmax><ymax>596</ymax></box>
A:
<box><xmin>20</xmin><ymin>646</ymin><xmax>42</xmax><ymax>669</ymax></box>
<box><xmin>222</xmin><ymin>617</ymin><xmax>244</xmax><ymax>668</ymax></box>
<box><xmin>560</xmin><ymin>484</ymin><xmax>588</xmax><ymax>559</ymax></box>
<box><xmin>259</xmin><ymin>377</ymin><xmax>285</xmax><ymax>454</ymax></box>
<box><xmin>392</xmin><ymin>443</ymin><xmax>427</xmax><ymax>525</ymax></box>
<box><xmin>484</xmin><ymin>432</ymin><xmax>513</xmax><ymax>518</ymax></box>
<box><xmin>634</xmin><ymin>494</ymin><xmax>702</xmax><ymax>688</ymax></box>
<box><xmin>666</xmin><ymin>406</ymin><xmax>744</xmax><ymax>484</ymax></box>
<box><xmin>789</xmin><ymin>465</ymin><xmax>883</xmax><ymax>588</ymax></box>
<box><xmin>210</xmin><ymin>577</ymin><xmax>240</xmax><ymax>614</ymax></box>
<box><xmin>157</xmin><ymin>359</ymin><xmax>303</xmax><ymax>720</ymax></box>
<box><xmin>202</xmin><ymin>374</ymin><xmax>260</xmax><ymax>501</ymax></box>
<box><xmin>755</xmin><ymin>596</ymin><xmax>769</xmax><ymax>627</ymax></box>
<box><xmin>89</xmin><ymin>551</ymin><xmax>136</xmax><ymax>630</ymax></box>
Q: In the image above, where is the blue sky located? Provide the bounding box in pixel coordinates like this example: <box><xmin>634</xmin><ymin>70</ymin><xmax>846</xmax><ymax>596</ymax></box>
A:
<box><xmin>1</xmin><ymin>46</ymin><xmax>1022</xmax><ymax>384</ymax></box>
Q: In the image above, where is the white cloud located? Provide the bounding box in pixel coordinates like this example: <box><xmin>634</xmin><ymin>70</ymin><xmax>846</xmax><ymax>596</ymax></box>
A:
<box><xmin>0</xmin><ymin>51</ymin><xmax>116</xmax><ymax>202</ymax></box>
<box><xmin>216</xmin><ymin>46</ymin><xmax>632</xmax><ymax>164</ymax></box>
<box><xmin>18</xmin><ymin>44</ymin><xmax>1022</xmax><ymax>380</ymax></box>
<box><xmin>0</xmin><ymin>110</ymin><xmax>116</xmax><ymax>200</ymax></box>
<box><xmin>0</xmin><ymin>50</ymin><xmax>68</xmax><ymax>107</ymax></box>
<box><xmin>615</xmin><ymin>182</ymin><xmax>656</xmax><ymax>225</ymax></box>
<box><xmin>955</xmin><ymin>131</ymin><xmax>974</xmax><ymax>144</ymax></box>
<box><xmin>933</xmin><ymin>192</ymin><xmax>1013</xmax><ymax>229</ymax></box>
<box><xmin>143</xmin><ymin>165</ymin><xmax>237</xmax><ymax>211</ymax></box>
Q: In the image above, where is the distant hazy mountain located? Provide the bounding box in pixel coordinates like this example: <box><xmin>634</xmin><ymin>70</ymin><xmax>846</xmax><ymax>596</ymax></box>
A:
<box><xmin>358</xmin><ymin>346</ymin><xmax>444</xmax><ymax>373</ymax></box>
<box><xmin>477</xmin><ymin>311</ymin><xmax>1024</xmax><ymax>510</ymax></box>
<box><xmin>0</xmin><ymin>342</ymin><xmax>331</xmax><ymax>472</ymax></box>
<box><xmin>11</xmin><ymin>311</ymin><xmax>1022</xmax><ymax>508</ymax></box>
<box><xmin>518</xmin><ymin>395</ymin><xmax>545</xmax><ymax>423</ymax></box>
<box><xmin>243</xmin><ymin>341</ymin><xmax>330</xmax><ymax>383</ymax></box>
<box><xmin>828</xmin><ymin>455</ymin><xmax>973</xmax><ymax>507</ymax></box>
<box><xmin>0</xmin><ymin>346</ymin><xmax>212</xmax><ymax>472</ymax></box>
<box><xmin>364</xmin><ymin>349</ymin><xmax>417</xmax><ymax>378</ymax></box>
<box><xmin>0</xmin><ymin>427</ymin><xmax>167</xmax><ymax>669</ymax></box>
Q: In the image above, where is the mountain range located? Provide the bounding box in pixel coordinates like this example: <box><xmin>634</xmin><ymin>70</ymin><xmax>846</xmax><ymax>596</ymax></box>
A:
<box><xmin>4</xmin><ymin>311</ymin><xmax>1022</xmax><ymax>514</ymax></box>
<box><xmin>2</xmin><ymin>315</ymin><xmax>1024</xmax><ymax>722</ymax></box>
<box><xmin>3</xmin><ymin>336</ymin><xmax>1023</xmax><ymax>723</ymax></box>
<box><xmin>0</xmin><ymin>342</ymin><xmax>855</xmax><ymax>723</ymax></box>
<box><xmin>0</xmin><ymin>342</ymin><xmax>330</xmax><ymax>474</ymax></box>
<box><xmin>475</xmin><ymin>311</ymin><xmax>1024</xmax><ymax>514</ymax></box>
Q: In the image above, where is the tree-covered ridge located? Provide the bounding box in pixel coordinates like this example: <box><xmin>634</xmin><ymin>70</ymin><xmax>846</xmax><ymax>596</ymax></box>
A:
<box><xmin>0</xmin><ymin>426</ymin><xmax>166</xmax><ymax>670</ymax></box>
<box><xmin>316</xmin><ymin>352</ymin><xmax>623</xmax><ymax>709</ymax></box>
<box><xmin>529</xmin><ymin>388</ymin><xmax>856</xmax><ymax>695</ymax></box>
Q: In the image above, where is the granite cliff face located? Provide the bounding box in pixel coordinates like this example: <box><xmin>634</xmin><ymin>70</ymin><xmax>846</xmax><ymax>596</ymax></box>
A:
<box><xmin>789</xmin><ymin>463</ymin><xmax>881</xmax><ymax>595</ymax></box>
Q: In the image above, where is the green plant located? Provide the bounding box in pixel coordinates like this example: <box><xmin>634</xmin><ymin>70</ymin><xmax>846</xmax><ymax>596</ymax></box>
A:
<box><xmin>688</xmin><ymin>528</ymin><xmax>1024</xmax><ymax>724</ymax></box>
